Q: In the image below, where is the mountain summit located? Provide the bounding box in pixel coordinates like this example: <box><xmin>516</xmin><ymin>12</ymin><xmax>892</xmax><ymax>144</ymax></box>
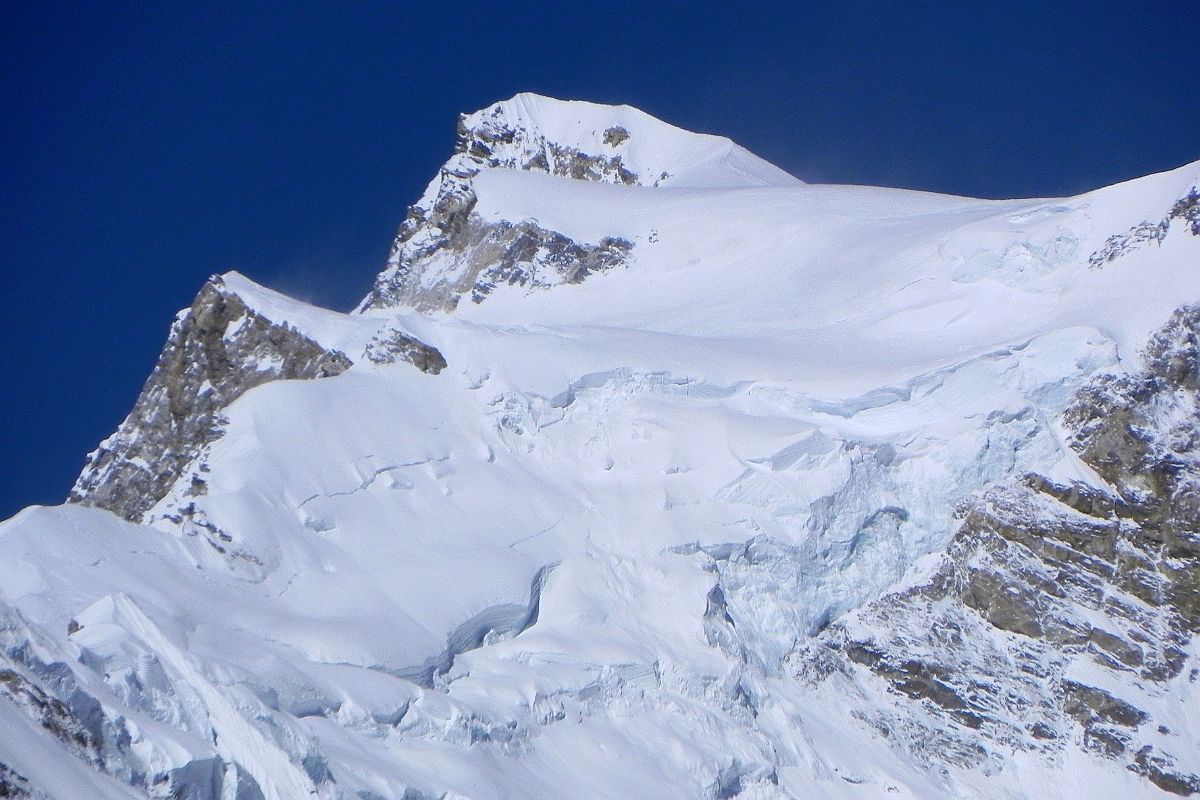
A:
<box><xmin>438</xmin><ymin>92</ymin><xmax>802</xmax><ymax>190</ymax></box>
<box><xmin>360</xmin><ymin>93</ymin><xmax>801</xmax><ymax>313</ymax></box>
<box><xmin>3</xmin><ymin>96</ymin><xmax>1200</xmax><ymax>799</ymax></box>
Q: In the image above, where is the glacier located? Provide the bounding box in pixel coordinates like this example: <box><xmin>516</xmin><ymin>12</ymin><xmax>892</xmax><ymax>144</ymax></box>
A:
<box><xmin>2</xmin><ymin>93</ymin><xmax>1199</xmax><ymax>799</ymax></box>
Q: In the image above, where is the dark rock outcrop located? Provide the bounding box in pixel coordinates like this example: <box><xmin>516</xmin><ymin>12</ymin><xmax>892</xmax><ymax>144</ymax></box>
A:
<box><xmin>363</xmin><ymin>329</ymin><xmax>447</xmax><ymax>374</ymax></box>
<box><xmin>69</xmin><ymin>275</ymin><xmax>353</xmax><ymax>522</ymax></box>
<box><xmin>1089</xmin><ymin>187</ymin><xmax>1199</xmax><ymax>267</ymax></box>
<box><xmin>0</xmin><ymin>763</ymin><xmax>33</xmax><ymax>799</ymax></box>
<box><xmin>450</xmin><ymin>103</ymin><xmax>640</xmax><ymax>186</ymax></box>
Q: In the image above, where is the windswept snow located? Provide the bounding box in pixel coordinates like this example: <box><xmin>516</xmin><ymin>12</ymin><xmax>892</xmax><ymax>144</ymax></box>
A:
<box><xmin>219</xmin><ymin>270</ymin><xmax>384</xmax><ymax>357</ymax></box>
<box><xmin>4</xmin><ymin>95</ymin><xmax>1200</xmax><ymax>799</ymax></box>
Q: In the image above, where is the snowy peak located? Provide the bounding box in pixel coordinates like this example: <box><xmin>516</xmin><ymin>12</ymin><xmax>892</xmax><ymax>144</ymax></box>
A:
<box><xmin>455</xmin><ymin>92</ymin><xmax>802</xmax><ymax>189</ymax></box>
<box><xmin>10</xmin><ymin>93</ymin><xmax>1200</xmax><ymax>800</ymax></box>
<box><xmin>360</xmin><ymin>93</ymin><xmax>801</xmax><ymax>314</ymax></box>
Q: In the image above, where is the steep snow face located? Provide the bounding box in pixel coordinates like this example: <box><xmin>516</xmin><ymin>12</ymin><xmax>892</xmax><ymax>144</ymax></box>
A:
<box><xmin>6</xmin><ymin>97</ymin><xmax>1200</xmax><ymax>799</ymax></box>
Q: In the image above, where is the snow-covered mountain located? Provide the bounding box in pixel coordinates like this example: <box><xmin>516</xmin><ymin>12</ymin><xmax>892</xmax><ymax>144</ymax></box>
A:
<box><xmin>3</xmin><ymin>93</ymin><xmax>1199</xmax><ymax>799</ymax></box>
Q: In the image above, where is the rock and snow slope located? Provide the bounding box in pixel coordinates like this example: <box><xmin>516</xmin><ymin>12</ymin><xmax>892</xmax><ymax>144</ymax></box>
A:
<box><xmin>2</xmin><ymin>94</ymin><xmax>1199</xmax><ymax>799</ymax></box>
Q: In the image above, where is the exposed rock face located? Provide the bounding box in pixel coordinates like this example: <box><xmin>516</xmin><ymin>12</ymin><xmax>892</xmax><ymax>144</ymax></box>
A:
<box><xmin>0</xmin><ymin>654</ymin><xmax>102</xmax><ymax>783</ymax></box>
<box><xmin>359</xmin><ymin>99</ymin><xmax>637</xmax><ymax>313</ymax></box>
<box><xmin>1176</xmin><ymin>189</ymin><xmax>1200</xmax><ymax>236</ymax></box>
<box><xmin>374</xmin><ymin>207</ymin><xmax>633</xmax><ymax>314</ymax></box>
<box><xmin>1089</xmin><ymin>186</ymin><xmax>1199</xmax><ymax>267</ymax></box>
<box><xmin>453</xmin><ymin>104</ymin><xmax>641</xmax><ymax>185</ymax></box>
<box><xmin>795</xmin><ymin>304</ymin><xmax>1200</xmax><ymax>794</ymax></box>
<box><xmin>69</xmin><ymin>275</ymin><xmax>353</xmax><ymax>522</ymax></box>
<box><xmin>0</xmin><ymin>762</ymin><xmax>33</xmax><ymax>799</ymax></box>
<box><xmin>363</xmin><ymin>328</ymin><xmax>447</xmax><ymax>373</ymax></box>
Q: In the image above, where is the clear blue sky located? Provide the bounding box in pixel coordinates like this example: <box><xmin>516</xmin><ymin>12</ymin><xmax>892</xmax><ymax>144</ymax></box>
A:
<box><xmin>2</xmin><ymin>2</ymin><xmax>1197</xmax><ymax>519</ymax></box>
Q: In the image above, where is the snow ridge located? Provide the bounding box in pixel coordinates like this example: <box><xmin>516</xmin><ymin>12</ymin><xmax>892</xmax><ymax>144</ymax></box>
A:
<box><xmin>3</xmin><ymin>95</ymin><xmax>1200</xmax><ymax>799</ymax></box>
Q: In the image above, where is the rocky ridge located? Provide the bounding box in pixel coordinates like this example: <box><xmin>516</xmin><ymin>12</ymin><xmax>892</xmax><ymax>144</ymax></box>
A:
<box><xmin>68</xmin><ymin>275</ymin><xmax>354</xmax><ymax>522</ymax></box>
<box><xmin>363</xmin><ymin>328</ymin><xmax>448</xmax><ymax>372</ymax></box>
<box><xmin>69</xmin><ymin>274</ymin><xmax>449</xmax><ymax>524</ymax></box>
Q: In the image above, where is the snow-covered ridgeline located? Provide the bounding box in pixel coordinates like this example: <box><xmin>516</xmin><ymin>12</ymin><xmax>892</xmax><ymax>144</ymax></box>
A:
<box><xmin>2</xmin><ymin>94</ymin><xmax>1199</xmax><ymax>798</ymax></box>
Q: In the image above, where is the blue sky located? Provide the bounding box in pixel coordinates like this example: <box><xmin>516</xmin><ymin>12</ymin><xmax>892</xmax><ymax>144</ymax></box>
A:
<box><xmin>2</xmin><ymin>2</ymin><xmax>1197</xmax><ymax>519</ymax></box>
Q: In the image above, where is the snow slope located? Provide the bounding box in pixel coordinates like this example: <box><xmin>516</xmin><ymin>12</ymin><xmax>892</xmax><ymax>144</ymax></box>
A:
<box><xmin>3</xmin><ymin>94</ymin><xmax>1199</xmax><ymax>799</ymax></box>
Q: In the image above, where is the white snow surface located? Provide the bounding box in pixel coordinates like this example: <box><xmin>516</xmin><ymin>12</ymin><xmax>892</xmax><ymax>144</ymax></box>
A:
<box><xmin>219</xmin><ymin>270</ymin><xmax>383</xmax><ymax>357</ymax></box>
<box><xmin>455</xmin><ymin>92</ymin><xmax>803</xmax><ymax>190</ymax></box>
<box><xmin>3</xmin><ymin>97</ymin><xmax>1199</xmax><ymax>798</ymax></box>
